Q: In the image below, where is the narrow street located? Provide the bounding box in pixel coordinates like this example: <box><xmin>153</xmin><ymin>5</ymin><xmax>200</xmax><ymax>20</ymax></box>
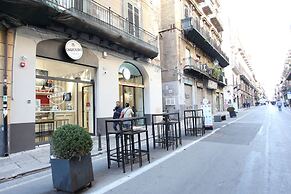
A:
<box><xmin>0</xmin><ymin>105</ymin><xmax>291</xmax><ymax>194</ymax></box>
<box><xmin>92</xmin><ymin>105</ymin><xmax>291</xmax><ymax>194</ymax></box>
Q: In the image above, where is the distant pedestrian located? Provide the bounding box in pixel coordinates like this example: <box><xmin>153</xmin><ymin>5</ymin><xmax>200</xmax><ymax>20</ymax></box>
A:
<box><xmin>277</xmin><ymin>100</ymin><xmax>282</xmax><ymax>111</ymax></box>
<box><xmin>120</xmin><ymin>103</ymin><xmax>134</xmax><ymax>129</ymax></box>
<box><xmin>113</xmin><ymin>101</ymin><xmax>123</xmax><ymax>131</ymax></box>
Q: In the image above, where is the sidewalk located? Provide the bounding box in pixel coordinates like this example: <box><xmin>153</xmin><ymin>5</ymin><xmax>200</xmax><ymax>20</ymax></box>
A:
<box><xmin>0</xmin><ymin>136</ymin><xmax>107</xmax><ymax>182</ymax></box>
<box><xmin>0</xmin><ymin>108</ymin><xmax>253</xmax><ymax>183</ymax></box>
<box><xmin>0</xmin><ymin>128</ymin><xmax>155</xmax><ymax>182</ymax></box>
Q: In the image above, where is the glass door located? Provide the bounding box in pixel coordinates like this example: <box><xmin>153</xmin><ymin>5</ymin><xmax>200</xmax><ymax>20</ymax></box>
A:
<box><xmin>120</xmin><ymin>85</ymin><xmax>144</xmax><ymax>119</ymax></box>
<box><xmin>80</xmin><ymin>84</ymin><xmax>95</xmax><ymax>134</ymax></box>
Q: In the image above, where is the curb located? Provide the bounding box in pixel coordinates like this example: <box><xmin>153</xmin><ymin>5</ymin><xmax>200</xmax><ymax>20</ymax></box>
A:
<box><xmin>0</xmin><ymin>150</ymin><xmax>106</xmax><ymax>184</ymax></box>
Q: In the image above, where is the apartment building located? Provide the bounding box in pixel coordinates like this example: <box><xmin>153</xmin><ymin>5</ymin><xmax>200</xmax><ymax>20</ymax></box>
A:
<box><xmin>0</xmin><ymin>0</ymin><xmax>162</xmax><ymax>154</ymax></box>
<box><xmin>160</xmin><ymin>0</ymin><xmax>229</xmax><ymax>115</ymax></box>
<box><xmin>224</xmin><ymin>44</ymin><xmax>258</xmax><ymax>109</ymax></box>
<box><xmin>280</xmin><ymin>50</ymin><xmax>291</xmax><ymax>105</ymax></box>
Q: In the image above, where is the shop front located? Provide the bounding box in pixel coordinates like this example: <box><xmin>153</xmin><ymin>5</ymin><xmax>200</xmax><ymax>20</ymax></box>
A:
<box><xmin>9</xmin><ymin>34</ymin><xmax>99</xmax><ymax>152</ymax></box>
<box><xmin>118</xmin><ymin>62</ymin><xmax>144</xmax><ymax>118</ymax></box>
<box><xmin>10</xmin><ymin>27</ymin><xmax>162</xmax><ymax>153</ymax></box>
<box><xmin>35</xmin><ymin>57</ymin><xmax>96</xmax><ymax>144</ymax></box>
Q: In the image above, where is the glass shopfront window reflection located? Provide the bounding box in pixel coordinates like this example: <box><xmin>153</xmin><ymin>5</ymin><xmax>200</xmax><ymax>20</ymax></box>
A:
<box><xmin>35</xmin><ymin>57</ymin><xmax>95</xmax><ymax>145</ymax></box>
<box><xmin>119</xmin><ymin>62</ymin><xmax>144</xmax><ymax>124</ymax></box>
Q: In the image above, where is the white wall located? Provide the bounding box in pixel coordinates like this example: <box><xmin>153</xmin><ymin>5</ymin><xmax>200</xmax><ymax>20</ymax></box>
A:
<box><xmin>95</xmin><ymin>56</ymin><xmax>121</xmax><ymax>118</ymax></box>
<box><xmin>10</xmin><ymin>30</ymin><xmax>37</xmax><ymax>124</ymax></box>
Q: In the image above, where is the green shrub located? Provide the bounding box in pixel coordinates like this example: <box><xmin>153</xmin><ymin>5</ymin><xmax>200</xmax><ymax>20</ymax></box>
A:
<box><xmin>51</xmin><ymin>124</ymin><xmax>93</xmax><ymax>159</ymax></box>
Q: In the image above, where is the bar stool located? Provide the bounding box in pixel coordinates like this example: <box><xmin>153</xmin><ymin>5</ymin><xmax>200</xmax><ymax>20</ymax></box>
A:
<box><xmin>123</xmin><ymin>121</ymin><xmax>150</xmax><ymax>171</ymax></box>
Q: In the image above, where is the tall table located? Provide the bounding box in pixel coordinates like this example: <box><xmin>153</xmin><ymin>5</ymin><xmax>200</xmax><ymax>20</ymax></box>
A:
<box><xmin>151</xmin><ymin>113</ymin><xmax>182</xmax><ymax>150</ymax></box>
<box><xmin>105</xmin><ymin>117</ymin><xmax>150</xmax><ymax>173</ymax></box>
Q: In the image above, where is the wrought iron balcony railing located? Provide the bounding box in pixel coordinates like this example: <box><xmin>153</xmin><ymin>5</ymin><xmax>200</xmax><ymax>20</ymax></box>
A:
<box><xmin>183</xmin><ymin>57</ymin><xmax>227</xmax><ymax>85</ymax></box>
<box><xmin>182</xmin><ymin>17</ymin><xmax>229</xmax><ymax>67</ymax></box>
<box><xmin>183</xmin><ymin>57</ymin><xmax>210</xmax><ymax>76</ymax></box>
<box><xmin>42</xmin><ymin>0</ymin><xmax>157</xmax><ymax>48</ymax></box>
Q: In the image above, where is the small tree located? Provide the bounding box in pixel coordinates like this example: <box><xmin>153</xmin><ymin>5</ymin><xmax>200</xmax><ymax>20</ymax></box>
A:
<box><xmin>51</xmin><ymin>124</ymin><xmax>93</xmax><ymax>159</ymax></box>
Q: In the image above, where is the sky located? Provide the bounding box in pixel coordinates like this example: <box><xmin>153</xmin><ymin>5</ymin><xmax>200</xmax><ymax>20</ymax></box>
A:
<box><xmin>220</xmin><ymin>0</ymin><xmax>291</xmax><ymax>99</ymax></box>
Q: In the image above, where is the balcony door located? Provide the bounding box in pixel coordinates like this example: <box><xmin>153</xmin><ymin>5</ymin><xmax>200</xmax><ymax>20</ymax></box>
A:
<box><xmin>128</xmin><ymin>2</ymin><xmax>140</xmax><ymax>38</ymax></box>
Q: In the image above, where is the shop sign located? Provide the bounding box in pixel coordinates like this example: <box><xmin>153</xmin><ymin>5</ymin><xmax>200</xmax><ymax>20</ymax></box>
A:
<box><xmin>122</xmin><ymin>67</ymin><xmax>131</xmax><ymax>80</ymax></box>
<box><xmin>207</xmin><ymin>80</ymin><xmax>218</xmax><ymax>90</ymax></box>
<box><xmin>47</xmin><ymin>85</ymin><xmax>66</xmax><ymax>105</ymax></box>
<box><xmin>65</xmin><ymin>40</ymin><xmax>83</xmax><ymax>60</ymax></box>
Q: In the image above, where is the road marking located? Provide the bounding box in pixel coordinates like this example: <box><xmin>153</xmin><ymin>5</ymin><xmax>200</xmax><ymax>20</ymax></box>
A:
<box><xmin>0</xmin><ymin>174</ymin><xmax>51</xmax><ymax>193</ymax></box>
<box><xmin>222</xmin><ymin>125</ymin><xmax>226</xmax><ymax>128</ymax></box>
<box><xmin>88</xmin><ymin>111</ymin><xmax>252</xmax><ymax>194</ymax></box>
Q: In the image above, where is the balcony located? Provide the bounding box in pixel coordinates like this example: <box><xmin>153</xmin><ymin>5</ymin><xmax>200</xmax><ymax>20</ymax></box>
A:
<box><xmin>200</xmin><ymin>0</ymin><xmax>215</xmax><ymax>15</ymax></box>
<box><xmin>287</xmin><ymin>71</ymin><xmax>291</xmax><ymax>80</ymax></box>
<box><xmin>181</xmin><ymin>17</ymin><xmax>229</xmax><ymax>67</ymax></box>
<box><xmin>183</xmin><ymin>57</ymin><xmax>227</xmax><ymax>86</ymax></box>
<box><xmin>210</xmin><ymin>14</ymin><xmax>223</xmax><ymax>32</ymax></box>
<box><xmin>183</xmin><ymin>57</ymin><xmax>211</xmax><ymax>78</ymax></box>
<box><xmin>0</xmin><ymin>0</ymin><xmax>158</xmax><ymax>59</ymax></box>
<box><xmin>194</xmin><ymin>0</ymin><xmax>205</xmax><ymax>3</ymax></box>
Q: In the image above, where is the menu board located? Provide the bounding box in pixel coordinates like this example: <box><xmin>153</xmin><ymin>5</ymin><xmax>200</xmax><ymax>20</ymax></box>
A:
<box><xmin>201</xmin><ymin>98</ymin><xmax>213</xmax><ymax>128</ymax></box>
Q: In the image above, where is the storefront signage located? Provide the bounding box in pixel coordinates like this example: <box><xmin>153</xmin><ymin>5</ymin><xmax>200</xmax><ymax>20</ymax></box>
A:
<box><xmin>122</xmin><ymin>67</ymin><xmax>131</xmax><ymax>80</ymax></box>
<box><xmin>207</xmin><ymin>80</ymin><xmax>218</xmax><ymax>90</ymax></box>
<box><xmin>65</xmin><ymin>40</ymin><xmax>83</xmax><ymax>60</ymax></box>
<box><xmin>47</xmin><ymin>85</ymin><xmax>66</xmax><ymax>105</ymax></box>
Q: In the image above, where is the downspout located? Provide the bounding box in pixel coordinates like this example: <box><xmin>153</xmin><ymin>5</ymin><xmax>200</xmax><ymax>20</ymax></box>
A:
<box><xmin>1</xmin><ymin>26</ymin><xmax>9</xmax><ymax>157</ymax></box>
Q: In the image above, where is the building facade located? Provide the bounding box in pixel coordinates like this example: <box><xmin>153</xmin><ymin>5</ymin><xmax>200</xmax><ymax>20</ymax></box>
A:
<box><xmin>224</xmin><ymin>43</ymin><xmax>258</xmax><ymax>109</ymax></box>
<box><xmin>0</xmin><ymin>0</ymin><xmax>162</xmax><ymax>154</ymax></box>
<box><xmin>279</xmin><ymin>50</ymin><xmax>291</xmax><ymax>105</ymax></box>
<box><xmin>160</xmin><ymin>0</ymin><xmax>229</xmax><ymax>115</ymax></box>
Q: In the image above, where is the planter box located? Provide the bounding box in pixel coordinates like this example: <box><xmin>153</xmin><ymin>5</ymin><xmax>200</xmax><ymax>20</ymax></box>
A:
<box><xmin>51</xmin><ymin>154</ymin><xmax>94</xmax><ymax>192</ymax></box>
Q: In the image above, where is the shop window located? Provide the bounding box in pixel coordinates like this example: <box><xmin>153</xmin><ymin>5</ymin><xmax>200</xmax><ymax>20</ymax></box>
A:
<box><xmin>35</xmin><ymin>57</ymin><xmax>96</xmax><ymax>145</ymax></box>
<box><xmin>119</xmin><ymin>62</ymin><xmax>144</xmax><ymax>123</ymax></box>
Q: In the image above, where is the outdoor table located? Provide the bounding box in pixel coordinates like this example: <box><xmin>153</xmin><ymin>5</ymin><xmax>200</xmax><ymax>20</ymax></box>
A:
<box><xmin>151</xmin><ymin>113</ymin><xmax>182</xmax><ymax>150</ymax></box>
<box><xmin>105</xmin><ymin>117</ymin><xmax>150</xmax><ymax>173</ymax></box>
<box><xmin>184</xmin><ymin>109</ymin><xmax>205</xmax><ymax>136</ymax></box>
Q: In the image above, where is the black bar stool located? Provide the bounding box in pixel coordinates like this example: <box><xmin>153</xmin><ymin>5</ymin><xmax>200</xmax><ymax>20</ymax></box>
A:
<box><xmin>105</xmin><ymin>117</ymin><xmax>150</xmax><ymax>173</ymax></box>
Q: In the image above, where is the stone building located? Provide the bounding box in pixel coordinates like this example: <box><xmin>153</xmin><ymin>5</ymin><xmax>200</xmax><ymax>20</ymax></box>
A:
<box><xmin>159</xmin><ymin>0</ymin><xmax>229</xmax><ymax>115</ymax></box>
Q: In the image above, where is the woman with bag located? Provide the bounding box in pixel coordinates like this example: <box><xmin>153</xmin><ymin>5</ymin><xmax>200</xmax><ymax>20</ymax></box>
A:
<box><xmin>120</xmin><ymin>103</ymin><xmax>134</xmax><ymax>129</ymax></box>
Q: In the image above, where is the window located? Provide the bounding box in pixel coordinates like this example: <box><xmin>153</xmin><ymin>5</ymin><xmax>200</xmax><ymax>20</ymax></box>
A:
<box><xmin>184</xmin><ymin>4</ymin><xmax>189</xmax><ymax>18</ymax></box>
<box><xmin>128</xmin><ymin>3</ymin><xmax>140</xmax><ymax>37</ymax></box>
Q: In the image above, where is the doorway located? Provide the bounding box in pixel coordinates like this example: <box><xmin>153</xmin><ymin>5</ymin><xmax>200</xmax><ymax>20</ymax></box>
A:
<box><xmin>118</xmin><ymin>62</ymin><xmax>145</xmax><ymax>120</ymax></box>
<box><xmin>119</xmin><ymin>85</ymin><xmax>144</xmax><ymax>118</ymax></box>
<box><xmin>184</xmin><ymin>84</ymin><xmax>193</xmax><ymax>110</ymax></box>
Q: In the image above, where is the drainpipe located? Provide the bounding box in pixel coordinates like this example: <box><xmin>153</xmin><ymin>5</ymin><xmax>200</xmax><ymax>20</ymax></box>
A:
<box><xmin>0</xmin><ymin>26</ymin><xmax>9</xmax><ymax>157</ymax></box>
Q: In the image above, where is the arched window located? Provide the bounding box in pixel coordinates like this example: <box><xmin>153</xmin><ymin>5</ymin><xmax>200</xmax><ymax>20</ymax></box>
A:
<box><xmin>119</xmin><ymin>62</ymin><xmax>143</xmax><ymax>86</ymax></box>
<box><xmin>118</xmin><ymin>62</ymin><xmax>144</xmax><ymax>118</ymax></box>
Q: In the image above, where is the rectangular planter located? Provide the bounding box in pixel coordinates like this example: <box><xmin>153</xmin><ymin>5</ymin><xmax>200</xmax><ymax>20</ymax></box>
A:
<box><xmin>51</xmin><ymin>154</ymin><xmax>94</xmax><ymax>192</ymax></box>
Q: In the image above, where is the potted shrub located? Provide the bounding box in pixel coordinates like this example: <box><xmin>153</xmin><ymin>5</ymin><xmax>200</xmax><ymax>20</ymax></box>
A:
<box><xmin>227</xmin><ymin>106</ymin><xmax>237</xmax><ymax>118</ymax></box>
<box><xmin>50</xmin><ymin>124</ymin><xmax>94</xmax><ymax>192</ymax></box>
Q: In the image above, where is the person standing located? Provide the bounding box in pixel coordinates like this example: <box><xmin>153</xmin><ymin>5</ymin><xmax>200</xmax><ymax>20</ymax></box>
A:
<box><xmin>120</xmin><ymin>103</ymin><xmax>134</xmax><ymax>129</ymax></box>
<box><xmin>113</xmin><ymin>101</ymin><xmax>123</xmax><ymax>131</ymax></box>
<box><xmin>277</xmin><ymin>99</ymin><xmax>282</xmax><ymax>111</ymax></box>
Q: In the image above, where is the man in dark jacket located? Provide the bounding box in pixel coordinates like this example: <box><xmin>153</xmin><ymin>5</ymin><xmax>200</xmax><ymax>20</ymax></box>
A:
<box><xmin>113</xmin><ymin>101</ymin><xmax>123</xmax><ymax>131</ymax></box>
